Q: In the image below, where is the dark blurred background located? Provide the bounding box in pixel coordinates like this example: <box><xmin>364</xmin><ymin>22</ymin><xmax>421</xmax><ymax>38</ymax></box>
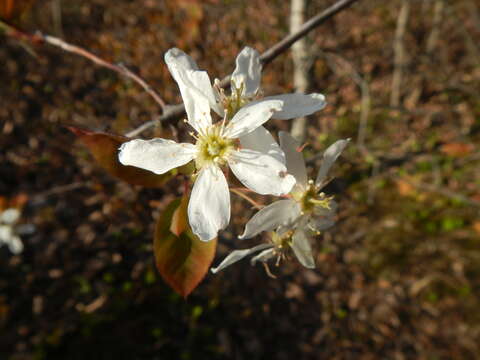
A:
<box><xmin>1</xmin><ymin>0</ymin><xmax>479</xmax><ymax>358</ymax></box>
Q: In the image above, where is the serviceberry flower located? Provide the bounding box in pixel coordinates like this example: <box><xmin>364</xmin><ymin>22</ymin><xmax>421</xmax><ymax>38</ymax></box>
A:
<box><xmin>210</xmin><ymin>230</ymin><xmax>312</xmax><ymax>274</ymax></box>
<box><xmin>211</xmin><ymin>132</ymin><xmax>349</xmax><ymax>272</ymax></box>
<box><xmin>165</xmin><ymin>46</ymin><xmax>327</xmax><ymax>123</ymax></box>
<box><xmin>164</xmin><ymin>47</ymin><xmax>327</xmax><ymax>157</ymax></box>
<box><xmin>119</xmin><ymin>53</ymin><xmax>296</xmax><ymax>242</ymax></box>
<box><xmin>0</xmin><ymin>208</ymin><xmax>24</xmax><ymax>254</ymax></box>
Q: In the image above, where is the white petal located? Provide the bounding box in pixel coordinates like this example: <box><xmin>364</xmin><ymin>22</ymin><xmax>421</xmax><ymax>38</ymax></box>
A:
<box><xmin>164</xmin><ymin>48</ymin><xmax>199</xmax><ymax>71</ymax></box>
<box><xmin>165</xmin><ymin>48</ymin><xmax>222</xmax><ymax>118</ymax></box>
<box><xmin>239</xmin><ymin>199</ymin><xmax>301</xmax><ymax>239</ymax></box>
<box><xmin>171</xmin><ymin>69</ymin><xmax>214</xmax><ymax>133</ymax></box>
<box><xmin>185</xmin><ymin>69</ymin><xmax>223</xmax><ymax>117</ymax></box>
<box><xmin>291</xmin><ymin>228</ymin><xmax>315</xmax><ymax>269</ymax></box>
<box><xmin>210</xmin><ymin>243</ymin><xmax>273</xmax><ymax>274</ymax></box>
<box><xmin>0</xmin><ymin>208</ymin><xmax>20</xmax><ymax>224</ymax></box>
<box><xmin>309</xmin><ymin>216</ymin><xmax>335</xmax><ymax>232</ymax></box>
<box><xmin>265</xmin><ymin>93</ymin><xmax>327</xmax><ymax>120</ymax></box>
<box><xmin>118</xmin><ymin>139</ymin><xmax>196</xmax><ymax>175</ymax></box>
<box><xmin>279</xmin><ymin>131</ymin><xmax>308</xmax><ymax>186</ymax></box>
<box><xmin>8</xmin><ymin>235</ymin><xmax>24</xmax><ymax>255</ymax></box>
<box><xmin>250</xmin><ymin>248</ymin><xmax>276</xmax><ymax>266</ymax></box>
<box><xmin>315</xmin><ymin>139</ymin><xmax>350</xmax><ymax>186</ymax></box>
<box><xmin>0</xmin><ymin>225</ymin><xmax>12</xmax><ymax>242</ymax></box>
<box><xmin>223</xmin><ymin>99</ymin><xmax>283</xmax><ymax>139</ymax></box>
<box><xmin>188</xmin><ymin>166</ymin><xmax>230</xmax><ymax>241</ymax></box>
<box><xmin>239</xmin><ymin>126</ymin><xmax>285</xmax><ymax>164</ymax></box>
<box><xmin>231</xmin><ymin>47</ymin><xmax>262</xmax><ymax>97</ymax></box>
<box><xmin>228</xmin><ymin>149</ymin><xmax>296</xmax><ymax>196</ymax></box>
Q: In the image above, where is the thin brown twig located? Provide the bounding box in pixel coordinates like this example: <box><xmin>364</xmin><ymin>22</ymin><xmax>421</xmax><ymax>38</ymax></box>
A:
<box><xmin>125</xmin><ymin>0</ymin><xmax>362</xmax><ymax>138</ymax></box>
<box><xmin>0</xmin><ymin>20</ymin><xmax>167</xmax><ymax>111</ymax></box>
<box><xmin>229</xmin><ymin>188</ymin><xmax>262</xmax><ymax>209</ymax></box>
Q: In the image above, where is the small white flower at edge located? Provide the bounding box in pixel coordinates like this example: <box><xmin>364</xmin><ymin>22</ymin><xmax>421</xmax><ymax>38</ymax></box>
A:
<box><xmin>0</xmin><ymin>208</ymin><xmax>24</xmax><ymax>255</ymax></box>
<box><xmin>211</xmin><ymin>132</ymin><xmax>349</xmax><ymax>273</ymax></box>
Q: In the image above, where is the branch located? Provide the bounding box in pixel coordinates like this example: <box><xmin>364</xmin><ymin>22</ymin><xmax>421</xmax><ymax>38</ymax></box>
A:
<box><xmin>0</xmin><ymin>20</ymin><xmax>167</xmax><ymax>111</ymax></box>
<box><xmin>260</xmin><ymin>0</ymin><xmax>361</xmax><ymax>66</ymax></box>
<box><xmin>126</xmin><ymin>0</ymin><xmax>362</xmax><ymax>137</ymax></box>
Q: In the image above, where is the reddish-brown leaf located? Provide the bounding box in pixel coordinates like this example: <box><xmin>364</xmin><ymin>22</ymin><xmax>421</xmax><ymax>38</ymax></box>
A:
<box><xmin>68</xmin><ymin>126</ymin><xmax>180</xmax><ymax>188</ymax></box>
<box><xmin>154</xmin><ymin>196</ymin><xmax>216</xmax><ymax>298</ymax></box>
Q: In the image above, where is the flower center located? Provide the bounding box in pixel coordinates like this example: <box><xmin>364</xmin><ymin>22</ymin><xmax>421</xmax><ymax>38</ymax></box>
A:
<box><xmin>215</xmin><ymin>80</ymin><xmax>255</xmax><ymax>119</ymax></box>
<box><xmin>271</xmin><ymin>231</ymin><xmax>293</xmax><ymax>249</ymax></box>
<box><xmin>292</xmin><ymin>180</ymin><xmax>333</xmax><ymax>214</ymax></box>
<box><xmin>195</xmin><ymin>125</ymin><xmax>235</xmax><ymax>168</ymax></box>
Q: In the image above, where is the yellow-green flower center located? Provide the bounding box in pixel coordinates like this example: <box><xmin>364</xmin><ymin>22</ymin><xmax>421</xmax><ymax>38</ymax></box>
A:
<box><xmin>195</xmin><ymin>125</ymin><xmax>235</xmax><ymax>168</ymax></box>
<box><xmin>292</xmin><ymin>181</ymin><xmax>333</xmax><ymax>214</ymax></box>
<box><xmin>271</xmin><ymin>231</ymin><xmax>293</xmax><ymax>249</ymax></box>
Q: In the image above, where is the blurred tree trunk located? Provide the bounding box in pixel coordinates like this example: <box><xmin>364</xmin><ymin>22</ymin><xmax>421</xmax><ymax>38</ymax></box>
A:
<box><xmin>390</xmin><ymin>0</ymin><xmax>410</xmax><ymax>108</ymax></box>
<box><xmin>426</xmin><ymin>0</ymin><xmax>444</xmax><ymax>55</ymax></box>
<box><xmin>289</xmin><ymin>0</ymin><xmax>310</xmax><ymax>142</ymax></box>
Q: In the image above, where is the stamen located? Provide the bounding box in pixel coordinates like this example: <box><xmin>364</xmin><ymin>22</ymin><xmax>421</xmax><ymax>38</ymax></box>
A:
<box><xmin>220</xmin><ymin>113</ymin><xmax>228</xmax><ymax>134</ymax></box>
<box><xmin>262</xmin><ymin>262</ymin><xmax>277</xmax><ymax>279</ymax></box>
<box><xmin>189</xmin><ymin>131</ymin><xmax>199</xmax><ymax>141</ymax></box>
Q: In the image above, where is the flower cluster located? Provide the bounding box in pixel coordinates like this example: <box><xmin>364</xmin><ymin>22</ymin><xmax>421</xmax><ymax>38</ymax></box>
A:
<box><xmin>119</xmin><ymin>47</ymin><xmax>348</xmax><ymax>273</ymax></box>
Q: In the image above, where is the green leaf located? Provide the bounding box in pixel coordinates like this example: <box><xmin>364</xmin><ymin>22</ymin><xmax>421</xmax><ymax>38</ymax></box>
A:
<box><xmin>154</xmin><ymin>196</ymin><xmax>216</xmax><ymax>298</ymax></box>
<box><xmin>68</xmin><ymin>126</ymin><xmax>186</xmax><ymax>187</ymax></box>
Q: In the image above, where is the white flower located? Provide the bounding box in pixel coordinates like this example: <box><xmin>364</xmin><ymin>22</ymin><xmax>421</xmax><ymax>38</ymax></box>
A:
<box><xmin>211</xmin><ymin>132</ymin><xmax>349</xmax><ymax>273</ymax></box>
<box><xmin>119</xmin><ymin>56</ymin><xmax>297</xmax><ymax>242</ymax></box>
<box><xmin>165</xmin><ymin>46</ymin><xmax>327</xmax><ymax>123</ymax></box>
<box><xmin>210</xmin><ymin>230</ymin><xmax>312</xmax><ymax>274</ymax></box>
<box><xmin>0</xmin><ymin>208</ymin><xmax>24</xmax><ymax>255</ymax></box>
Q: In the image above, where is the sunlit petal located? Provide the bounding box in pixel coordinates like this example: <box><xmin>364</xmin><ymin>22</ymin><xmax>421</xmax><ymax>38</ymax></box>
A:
<box><xmin>223</xmin><ymin>99</ymin><xmax>283</xmax><ymax>139</ymax></box>
<box><xmin>239</xmin><ymin>126</ymin><xmax>285</xmax><ymax>164</ymax></box>
<box><xmin>164</xmin><ymin>47</ymin><xmax>199</xmax><ymax>71</ymax></box>
<box><xmin>165</xmin><ymin>48</ymin><xmax>222</xmax><ymax>117</ymax></box>
<box><xmin>231</xmin><ymin>47</ymin><xmax>262</xmax><ymax>97</ymax></box>
<box><xmin>119</xmin><ymin>139</ymin><xmax>196</xmax><ymax>175</ymax></box>
<box><xmin>228</xmin><ymin>149</ymin><xmax>296</xmax><ymax>196</ymax></box>
<box><xmin>188</xmin><ymin>166</ymin><xmax>230</xmax><ymax>241</ymax></box>
<box><xmin>265</xmin><ymin>93</ymin><xmax>327</xmax><ymax>120</ymax></box>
